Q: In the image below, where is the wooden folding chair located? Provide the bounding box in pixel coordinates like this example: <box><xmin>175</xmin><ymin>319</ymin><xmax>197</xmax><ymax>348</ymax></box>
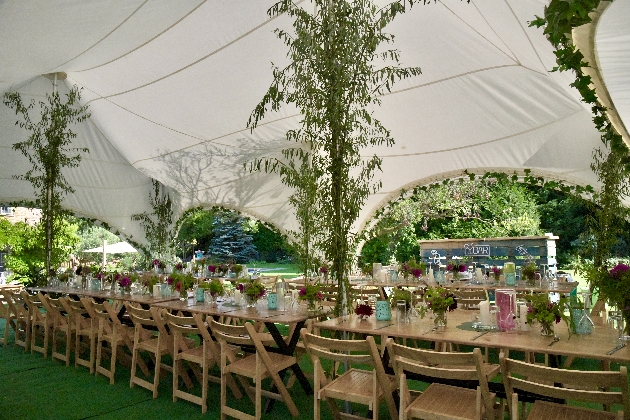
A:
<box><xmin>126</xmin><ymin>302</ymin><xmax>171</xmax><ymax>398</ymax></box>
<box><xmin>387</xmin><ymin>339</ymin><xmax>499</xmax><ymax>420</ymax></box>
<box><xmin>258</xmin><ymin>275</ymin><xmax>279</xmax><ymax>292</ymax></box>
<box><xmin>21</xmin><ymin>291</ymin><xmax>51</xmax><ymax>357</ymax></box>
<box><xmin>59</xmin><ymin>297</ymin><xmax>97</xmax><ymax>373</ymax></box>
<box><xmin>301</xmin><ymin>331</ymin><xmax>398</xmax><ymax>420</ymax></box>
<box><xmin>82</xmin><ymin>298</ymin><xmax>142</xmax><ymax>384</ymax></box>
<box><xmin>39</xmin><ymin>292</ymin><xmax>75</xmax><ymax>366</ymax></box>
<box><xmin>454</xmin><ymin>289</ymin><xmax>488</xmax><ymax>309</ymax></box>
<box><xmin>210</xmin><ymin>319</ymin><xmax>300</xmax><ymax>419</ymax></box>
<box><xmin>0</xmin><ymin>289</ymin><xmax>17</xmax><ymax>346</ymax></box>
<box><xmin>500</xmin><ymin>352</ymin><xmax>630</xmax><ymax>420</ymax></box>
<box><xmin>5</xmin><ymin>289</ymin><xmax>30</xmax><ymax>351</ymax></box>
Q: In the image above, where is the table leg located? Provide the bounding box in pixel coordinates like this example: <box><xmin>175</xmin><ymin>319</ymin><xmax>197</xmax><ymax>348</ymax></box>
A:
<box><xmin>265</xmin><ymin>320</ymin><xmax>312</xmax><ymax>395</ymax></box>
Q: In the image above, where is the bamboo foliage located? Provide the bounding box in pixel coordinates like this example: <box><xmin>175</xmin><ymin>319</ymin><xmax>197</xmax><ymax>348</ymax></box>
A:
<box><xmin>3</xmin><ymin>86</ymin><xmax>90</xmax><ymax>280</ymax></box>
<box><xmin>247</xmin><ymin>0</ymin><xmax>424</xmax><ymax>314</ymax></box>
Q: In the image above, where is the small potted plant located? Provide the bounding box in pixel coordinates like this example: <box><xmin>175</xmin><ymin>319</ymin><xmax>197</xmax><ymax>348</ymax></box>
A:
<box><xmin>490</xmin><ymin>266</ymin><xmax>502</xmax><ymax>282</ymax></box>
<box><xmin>446</xmin><ymin>260</ymin><xmax>467</xmax><ymax>281</ymax></box>
<box><xmin>521</xmin><ymin>261</ymin><xmax>538</xmax><ymax>285</ymax></box>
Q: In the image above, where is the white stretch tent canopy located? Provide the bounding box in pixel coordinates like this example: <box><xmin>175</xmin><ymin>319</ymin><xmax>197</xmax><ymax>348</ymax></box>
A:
<box><xmin>82</xmin><ymin>242</ymin><xmax>137</xmax><ymax>254</ymax></box>
<box><xmin>1</xmin><ymin>0</ymin><xmax>629</xmax><ymax>244</ymax></box>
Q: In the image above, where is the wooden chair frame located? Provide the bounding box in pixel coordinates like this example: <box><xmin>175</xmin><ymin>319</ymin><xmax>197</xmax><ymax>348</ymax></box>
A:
<box><xmin>387</xmin><ymin>339</ymin><xmax>498</xmax><ymax>420</ymax></box>
<box><xmin>39</xmin><ymin>292</ymin><xmax>75</xmax><ymax>366</ymax></box>
<box><xmin>301</xmin><ymin>331</ymin><xmax>398</xmax><ymax>420</ymax></box>
<box><xmin>5</xmin><ymin>289</ymin><xmax>30</xmax><ymax>351</ymax></box>
<box><xmin>126</xmin><ymin>302</ymin><xmax>171</xmax><ymax>398</ymax></box>
<box><xmin>59</xmin><ymin>297</ymin><xmax>96</xmax><ymax>373</ymax></box>
<box><xmin>21</xmin><ymin>291</ymin><xmax>51</xmax><ymax>357</ymax></box>
<box><xmin>210</xmin><ymin>319</ymin><xmax>300</xmax><ymax>419</ymax></box>
<box><xmin>500</xmin><ymin>352</ymin><xmax>630</xmax><ymax>420</ymax></box>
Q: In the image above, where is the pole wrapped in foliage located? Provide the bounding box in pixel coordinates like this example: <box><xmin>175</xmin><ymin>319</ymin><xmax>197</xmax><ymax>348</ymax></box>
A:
<box><xmin>4</xmin><ymin>85</ymin><xmax>90</xmax><ymax>281</ymax></box>
<box><xmin>131</xmin><ymin>179</ymin><xmax>175</xmax><ymax>261</ymax></box>
<box><xmin>248</xmin><ymin>0</ymin><xmax>424</xmax><ymax>314</ymax></box>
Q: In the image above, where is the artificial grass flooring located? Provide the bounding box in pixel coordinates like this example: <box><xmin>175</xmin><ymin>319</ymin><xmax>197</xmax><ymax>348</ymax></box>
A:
<box><xmin>1</xmin><ymin>316</ymin><xmax>629</xmax><ymax>420</ymax></box>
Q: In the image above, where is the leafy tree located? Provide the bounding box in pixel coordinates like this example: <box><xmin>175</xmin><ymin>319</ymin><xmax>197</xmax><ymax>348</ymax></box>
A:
<box><xmin>4</xmin><ymin>219</ymin><xmax>79</xmax><ymax>286</ymax></box>
<box><xmin>175</xmin><ymin>208</ymin><xmax>217</xmax><ymax>258</ymax></box>
<box><xmin>251</xmin><ymin>221</ymin><xmax>295</xmax><ymax>263</ymax></box>
<box><xmin>248</xmin><ymin>0</ymin><xmax>423</xmax><ymax>313</ymax></box>
<box><xmin>207</xmin><ymin>211</ymin><xmax>259</xmax><ymax>263</ymax></box>
<box><xmin>4</xmin><ymin>84</ymin><xmax>90</xmax><ymax>277</ymax></box>
<box><xmin>364</xmin><ymin>179</ymin><xmax>541</xmax><ymax>263</ymax></box>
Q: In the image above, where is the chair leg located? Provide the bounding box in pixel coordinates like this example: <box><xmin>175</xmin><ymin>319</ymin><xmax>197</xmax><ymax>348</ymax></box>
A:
<box><xmin>201</xmin><ymin>357</ymin><xmax>208</xmax><ymax>413</ymax></box>
<box><xmin>109</xmin><ymin>341</ymin><xmax>117</xmax><ymax>384</ymax></box>
<box><xmin>255</xmin><ymin>353</ymin><xmax>262</xmax><ymax>420</ymax></box>
<box><xmin>153</xmin><ymin>352</ymin><xmax>161</xmax><ymax>398</ymax></box>
<box><xmin>172</xmin><ymin>357</ymin><xmax>179</xmax><ymax>402</ymax></box>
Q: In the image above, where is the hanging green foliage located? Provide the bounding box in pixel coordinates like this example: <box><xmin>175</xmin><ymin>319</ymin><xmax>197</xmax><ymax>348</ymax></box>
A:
<box><xmin>3</xmin><ymin>85</ymin><xmax>90</xmax><ymax>279</ymax></box>
<box><xmin>530</xmin><ymin>0</ymin><xmax>630</xmax><ymax>270</ymax></box>
<box><xmin>247</xmin><ymin>0</ymin><xmax>425</xmax><ymax>314</ymax></box>
<box><xmin>131</xmin><ymin>179</ymin><xmax>175</xmax><ymax>260</ymax></box>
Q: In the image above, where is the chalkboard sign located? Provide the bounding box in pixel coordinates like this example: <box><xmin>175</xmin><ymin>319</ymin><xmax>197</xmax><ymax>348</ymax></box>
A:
<box><xmin>464</xmin><ymin>243</ymin><xmax>490</xmax><ymax>257</ymax></box>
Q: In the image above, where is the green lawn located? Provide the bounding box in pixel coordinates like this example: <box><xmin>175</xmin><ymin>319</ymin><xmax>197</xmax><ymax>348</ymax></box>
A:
<box><xmin>247</xmin><ymin>261</ymin><xmax>302</xmax><ymax>279</ymax></box>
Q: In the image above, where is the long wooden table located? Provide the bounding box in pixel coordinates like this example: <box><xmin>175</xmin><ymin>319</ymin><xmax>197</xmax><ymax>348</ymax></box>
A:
<box><xmin>152</xmin><ymin>299</ymin><xmax>321</xmax><ymax>395</ymax></box>
<box><xmin>314</xmin><ymin>309</ymin><xmax>629</xmax><ymax>364</ymax></box>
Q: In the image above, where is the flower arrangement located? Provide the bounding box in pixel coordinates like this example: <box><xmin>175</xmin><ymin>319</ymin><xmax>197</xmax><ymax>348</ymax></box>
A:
<box><xmin>299</xmin><ymin>283</ymin><xmax>323</xmax><ymax>311</ymax></box>
<box><xmin>526</xmin><ymin>293</ymin><xmax>570</xmax><ymax>336</ymax></box>
<box><xmin>217</xmin><ymin>263</ymin><xmax>230</xmax><ymax>277</ymax></box>
<box><xmin>319</xmin><ymin>265</ymin><xmax>328</xmax><ymax>277</ymax></box>
<box><xmin>521</xmin><ymin>261</ymin><xmax>538</xmax><ymax>282</ymax></box>
<box><xmin>584</xmin><ymin>262</ymin><xmax>630</xmax><ymax>335</ymax></box>
<box><xmin>207</xmin><ymin>265</ymin><xmax>217</xmax><ymax>275</ymax></box>
<box><xmin>446</xmin><ymin>260</ymin><xmax>467</xmax><ymax>280</ymax></box>
<box><xmin>389</xmin><ymin>288</ymin><xmax>412</xmax><ymax>309</ymax></box>
<box><xmin>232</xmin><ymin>264</ymin><xmax>243</xmax><ymax>278</ymax></box>
<box><xmin>238</xmin><ymin>279</ymin><xmax>266</xmax><ymax>298</ymax></box>
<box><xmin>400</xmin><ymin>259</ymin><xmax>426</xmax><ymax>280</ymax></box>
<box><xmin>491</xmin><ymin>266</ymin><xmax>501</xmax><ymax>281</ymax></box>
<box><xmin>118</xmin><ymin>276</ymin><xmax>131</xmax><ymax>292</ymax></box>
<box><xmin>361</xmin><ymin>263</ymin><xmax>373</xmax><ymax>278</ymax></box>
<box><xmin>174</xmin><ymin>262</ymin><xmax>184</xmax><ymax>272</ymax></box>
<box><xmin>140</xmin><ymin>272</ymin><xmax>160</xmax><ymax>290</ymax></box>
<box><xmin>206</xmin><ymin>279</ymin><xmax>224</xmax><ymax>296</ymax></box>
<box><xmin>355</xmin><ymin>303</ymin><xmax>374</xmax><ymax>320</ymax></box>
<box><xmin>171</xmin><ymin>272</ymin><xmax>196</xmax><ymax>298</ymax></box>
<box><xmin>424</xmin><ymin>286</ymin><xmax>457</xmax><ymax>313</ymax></box>
<box><xmin>152</xmin><ymin>259</ymin><xmax>166</xmax><ymax>270</ymax></box>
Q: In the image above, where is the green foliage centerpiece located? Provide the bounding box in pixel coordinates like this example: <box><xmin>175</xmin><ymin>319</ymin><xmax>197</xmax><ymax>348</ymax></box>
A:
<box><xmin>587</xmin><ymin>263</ymin><xmax>630</xmax><ymax>337</ymax></box>
<box><xmin>424</xmin><ymin>286</ymin><xmax>457</xmax><ymax>328</ymax></box>
<box><xmin>299</xmin><ymin>283</ymin><xmax>323</xmax><ymax>312</ymax></box>
<box><xmin>238</xmin><ymin>279</ymin><xmax>266</xmax><ymax>307</ymax></box>
<box><xmin>526</xmin><ymin>293</ymin><xmax>570</xmax><ymax>337</ymax></box>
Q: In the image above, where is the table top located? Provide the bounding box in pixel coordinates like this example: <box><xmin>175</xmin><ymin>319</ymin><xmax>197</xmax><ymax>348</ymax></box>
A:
<box><xmin>349</xmin><ymin>280</ymin><xmax>577</xmax><ymax>294</ymax></box>
<box><xmin>315</xmin><ymin>310</ymin><xmax>630</xmax><ymax>363</ymax></box>
<box><xmin>27</xmin><ymin>286</ymin><xmax>180</xmax><ymax>304</ymax></box>
<box><xmin>151</xmin><ymin>299</ymin><xmax>328</xmax><ymax>323</ymax></box>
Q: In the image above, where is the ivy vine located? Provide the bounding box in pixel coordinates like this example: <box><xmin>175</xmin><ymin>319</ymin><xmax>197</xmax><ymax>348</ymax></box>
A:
<box><xmin>131</xmin><ymin>179</ymin><xmax>175</xmax><ymax>261</ymax></box>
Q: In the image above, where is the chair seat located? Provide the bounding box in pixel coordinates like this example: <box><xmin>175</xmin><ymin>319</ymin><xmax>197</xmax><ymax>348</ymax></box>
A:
<box><xmin>527</xmin><ymin>400</ymin><xmax>618</xmax><ymax>420</ymax></box>
<box><xmin>136</xmin><ymin>336</ymin><xmax>169</xmax><ymax>355</ymax></box>
<box><xmin>320</xmin><ymin>368</ymin><xmax>392</xmax><ymax>405</ymax></box>
<box><xmin>406</xmin><ymin>383</ymin><xmax>479</xmax><ymax>420</ymax></box>
<box><xmin>227</xmin><ymin>351</ymin><xmax>296</xmax><ymax>378</ymax></box>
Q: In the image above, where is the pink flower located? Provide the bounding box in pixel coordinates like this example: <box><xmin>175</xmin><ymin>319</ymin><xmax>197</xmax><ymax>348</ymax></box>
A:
<box><xmin>299</xmin><ymin>287</ymin><xmax>307</xmax><ymax>296</ymax></box>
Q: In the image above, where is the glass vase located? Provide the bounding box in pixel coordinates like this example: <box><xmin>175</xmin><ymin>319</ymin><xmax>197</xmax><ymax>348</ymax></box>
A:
<box><xmin>245</xmin><ymin>294</ymin><xmax>258</xmax><ymax>308</ymax></box>
<box><xmin>540</xmin><ymin>322</ymin><xmax>554</xmax><ymax>337</ymax></box>
<box><xmin>434</xmin><ymin>310</ymin><xmax>447</xmax><ymax>330</ymax></box>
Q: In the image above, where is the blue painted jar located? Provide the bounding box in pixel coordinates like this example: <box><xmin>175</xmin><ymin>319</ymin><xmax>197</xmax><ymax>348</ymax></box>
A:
<box><xmin>375</xmin><ymin>300</ymin><xmax>392</xmax><ymax>321</ymax></box>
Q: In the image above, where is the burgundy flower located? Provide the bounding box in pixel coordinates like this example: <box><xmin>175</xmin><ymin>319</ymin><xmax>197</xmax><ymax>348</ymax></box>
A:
<box><xmin>167</xmin><ymin>277</ymin><xmax>173</xmax><ymax>285</ymax></box>
<box><xmin>491</xmin><ymin>266</ymin><xmax>501</xmax><ymax>275</ymax></box>
<box><xmin>237</xmin><ymin>283</ymin><xmax>244</xmax><ymax>292</ymax></box>
<box><xmin>411</xmin><ymin>268</ymin><xmax>423</xmax><ymax>278</ymax></box>
<box><xmin>458</xmin><ymin>264</ymin><xmax>467</xmax><ymax>273</ymax></box>
<box><xmin>299</xmin><ymin>287</ymin><xmax>307</xmax><ymax>296</ymax></box>
<box><xmin>175</xmin><ymin>281</ymin><xmax>182</xmax><ymax>292</ymax></box>
<box><xmin>446</xmin><ymin>264</ymin><xmax>454</xmax><ymax>272</ymax></box>
<box><xmin>119</xmin><ymin>277</ymin><xmax>131</xmax><ymax>288</ymax></box>
<box><xmin>175</xmin><ymin>263</ymin><xmax>183</xmax><ymax>270</ymax></box>
<box><xmin>354</xmin><ymin>304</ymin><xmax>374</xmax><ymax>318</ymax></box>
<box><xmin>152</xmin><ymin>259</ymin><xmax>160</xmax><ymax>266</ymax></box>
<box><xmin>610</xmin><ymin>264</ymin><xmax>630</xmax><ymax>279</ymax></box>
<box><xmin>319</xmin><ymin>266</ymin><xmax>328</xmax><ymax>275</ymax></box>
<box><xmin>208</xmin><ymin>265</ymin><xmax>216</xmax><ymax>273</ymax></box>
